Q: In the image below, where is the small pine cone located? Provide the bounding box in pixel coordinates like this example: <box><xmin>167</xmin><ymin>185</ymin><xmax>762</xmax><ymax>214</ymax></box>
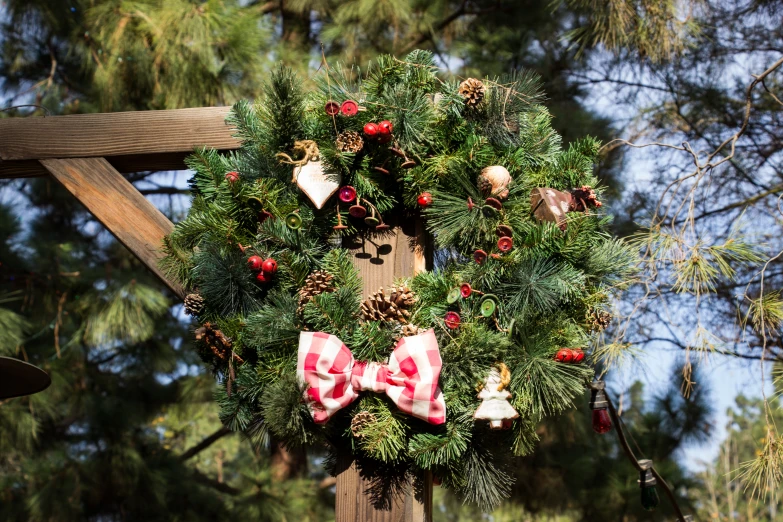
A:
<box><xmin>298</xmin><ymin>271</ymin><xmax>335</xmax><ymax>312</ymax></box>
<box><xmin>336</xmin><ymin>130</ymin><xmax>364</xmax><ymax>153</ymax></box>
<box><xmin>361</xmin><ymin>286</ymin><xmax>416</xmax><ymax>324</ymax></box>
<box><xmin>400</xmin><ymin>324</ymin><xmax>420</xmax><ymax>337</ymax></box>
<box><xmin>351</xmin><ymin>411</ymin><xmax>377</xmax><ymax>438</ymax></box>
<box><xmin>184</xmin><ymin>293</ymin><xmax>205</xmax><ymax>316</ymax></box>
<box><xmin>589</xmin><ymin>309</ymin><xmax>612</xmax><ymax>332</ymax></box>
<box><xmin>570</xmin><ymin>185</ymin><xmax>602</xmax><ymax>212</ymax></box>
<box><xmin>195</xmin><ymin>322</ymin><xmax>242</xmax><ymax>362</ymax></box>
<box><xmin>477</xmin><ymin>174</ymin><xmax>493</xmax><ymax>196</ymax></box>
<box><xmin>458</xmin><ymin>78</ymin><xmax>486</xmax><ymax>107</ymax></box>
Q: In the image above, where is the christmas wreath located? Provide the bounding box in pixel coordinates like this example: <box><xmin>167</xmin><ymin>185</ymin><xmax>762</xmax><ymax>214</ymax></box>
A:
<box><xmin>162</xmin><ymin>51</ymin><xmax>636</xmax><ymax>509</ymax></box>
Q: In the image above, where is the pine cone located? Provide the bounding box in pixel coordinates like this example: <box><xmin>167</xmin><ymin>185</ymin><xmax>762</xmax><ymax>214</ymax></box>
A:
<box><xmin>477</xmin><ymin>174</ymin><xmax>493</xmax><ymax>196</ymax></box>
<box><xmin>570</xmin><ymin>185</ymin><xmax>602</xmax><ymax>212</ymax></box>
<box><xmin>361</xmin><ymin>286</ymin><xmax>416</xmax><ymax>324</ymax></box>
<box><xmin>351</xmin><ymin>411</ymin><xmax>377</xmax><ymax>438</ymax></box>
<box><xmin>195</xmin><ymin>322</ymin><xmax>243</xmax><ymax>363</ymax></box>
<box><xmin>588</xmin><ymin>309</ymin><xmax>612</xmax><ymax>332</ymax></box>
<box><xmin>298</xmin><ymin>271</ymin><xmax>335</xmax><ymax>312</ymax></box>
<box><xmin>458</xmin><ymin>78</ymin><xmax>486</xmax><ymax>107</ymax></box>
<box><xmin>336</xmin><ymin>130</ymin><xmax>364</xmax><ymax>153</ymax></box>
<box><xmin>400</xmin><ymin>324</ymin><xmax>420</xmax><ymax>337</ymax></box>
<box><xmin>184</xmin><ymin>293</ymin><xmax>205</xmax><ymax>316</ymax></box>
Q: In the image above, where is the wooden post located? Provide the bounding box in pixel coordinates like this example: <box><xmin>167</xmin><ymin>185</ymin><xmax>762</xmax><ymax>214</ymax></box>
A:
<box><xmin>340</xmin><ymin>217</ymin><xmax>433</xmax><ymax>522</ymax></box>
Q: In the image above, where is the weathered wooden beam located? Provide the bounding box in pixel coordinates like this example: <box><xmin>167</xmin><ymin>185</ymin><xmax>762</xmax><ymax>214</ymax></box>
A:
<box><xmin>0</xmin><ymin>107</ymin><xmax>237</xmax><ymax>163</ymax></box>
<box><xmin>340</xmin><ymin>216</ymin><xmax>432</xmax><ymax>522</ymax></box>
<box><xmin>40</xmin><ymin>157</ymin><xmax>185</xmax><ymax>298</ymax></box>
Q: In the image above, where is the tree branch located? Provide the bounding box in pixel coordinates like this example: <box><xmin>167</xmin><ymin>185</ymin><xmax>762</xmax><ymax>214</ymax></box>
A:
<box><xmin>180</xmin><ymin>426</ymin><xmax>233</xmax><ymax>461</ymax></box>
<box><xmin>192</xmin><ymin>469</ymin><xmax>241</xmax><ymax>495</ymax></box>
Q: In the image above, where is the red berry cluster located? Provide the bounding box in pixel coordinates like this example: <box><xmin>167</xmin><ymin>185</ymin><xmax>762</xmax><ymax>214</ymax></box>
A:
<box><xmin>248</xmin><ymin>255</ymin><xmax>278</xmax><ymax>283</ymax></box>
<box><xmin>225</xmin><ymin>171</ymin><xmax>240</xmax><ymax>184</ymax></box>
<box><xmin>363</xmin><ymin>120</ymin><xmax>393</xmax><ymax>144</ymax></box>
<box><xmin>554</xmin><ymin>348</ymin><xmax>585</xmax><ymax>364</ymax></box>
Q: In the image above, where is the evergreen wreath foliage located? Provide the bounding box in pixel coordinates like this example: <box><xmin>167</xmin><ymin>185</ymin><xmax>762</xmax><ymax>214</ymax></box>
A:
<box><xmin>162</xmin><ymin>51</ymin><xmax>636</xmax><ymax>510</ymax></box>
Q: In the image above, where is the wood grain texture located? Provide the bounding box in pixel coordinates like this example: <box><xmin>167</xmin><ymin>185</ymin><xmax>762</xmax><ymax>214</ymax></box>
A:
<box><xmin>0</xmin><ymin>107</ymin><xmax>237</xmax><ymax>162</ymax></box>
<box><xmin>0</xmin><ymin>152</ymin><xmax>197</xmax><ymax>179</ymax></box>
<box><xmin>40</xmin><ymin>158</ymin><xmax>185</xmax><ymax>299</ymax></box>
<box><xmin>337</xmin><ymin>219</ymin><xmax>433</xmax><ymax>522</ymax></box>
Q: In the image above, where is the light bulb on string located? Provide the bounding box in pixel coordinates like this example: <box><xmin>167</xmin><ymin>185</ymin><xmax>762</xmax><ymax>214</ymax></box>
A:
<box><xmin>638</xmin><ymin>460</ymin><xmax>660</xmax><ymax>512</ymax></box>
<box><xmin>588</xmin><ymin>381</ymin><xmax>612</xmax><ymax>434</ymax></box>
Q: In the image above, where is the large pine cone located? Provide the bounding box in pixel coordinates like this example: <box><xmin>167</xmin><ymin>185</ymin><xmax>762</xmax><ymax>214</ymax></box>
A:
<box><xmin>336</xmin><ymin>130</ymin><xmax>364</xmax><ymax>153</ymax></box>
<box><xmin>195</xmin><ymin>322</ymin><xmax>242</xmax><ymax>362</ymax></box>
<box><xmin>298</xmin><ymin>271</ymin><xmax>335</xmax><ymax>312</ymax></box>
<box><xmin>458</xmin><ymin>78</ymin><xmax>486</xmax><ymax>107</ymax></box>
<box><xmin>184</xmin><ymin>293</ymin><xmax>205</xmax><ymax>316</ymax></box>
<box><xmin>361</xmin><ymin>286</ymin><xmax>416</xmax><ymax>324</ymax></box>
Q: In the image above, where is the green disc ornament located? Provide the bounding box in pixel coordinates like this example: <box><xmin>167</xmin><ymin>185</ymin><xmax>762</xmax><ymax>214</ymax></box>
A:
<box><xmin>247</xmin><ymin>196</ymin><xmax>264</xmax><ymax>212</ymax></box>
<box><xmin>285</xmin><ymin>212</ymin><xmax>302</xmax><ymax>230</ymax></box>
<box><xmin>447</xmin><ymin>287</ymin><xmax>462</xmax><ymax>304</ymax></box>
<box><xmin>480</xmin><ymin>294</ymin><xmax>499</xmax><ymax>316</ymax></box>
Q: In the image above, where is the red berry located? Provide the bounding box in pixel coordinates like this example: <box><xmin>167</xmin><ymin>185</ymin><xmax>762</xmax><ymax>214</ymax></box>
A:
<box><xmin>378</xmin><ymin>120</ymin><xmax>393</xmax><ymax>136</ymax></box>
<box><xmin>256</xmin><ymin>272</ymin><xmax>269</xmax><ymax>283</ymax></box>
<box><xmin>261</xmin><ymin>258</ymin><xmax>278</xmax><ymax>274</ymax></box>
<box><xmin>571</xmin><ymin>349</ymin><xmax>585</xmax><ymax>363</ymax></box>
<box><xmin>444</xmin><ymin>311</ymin><xmax>461</xmax><ymax>329</ymax></box>
<box><xmin>225</xmin><ymin>171</ymin><xmax>240</xmax><ymax>183</ymax></box>
<box><xmin>417</xmin><ymin>192</ymin><xmax>433</xmax><ymax>207</ymax></box>
<box><xmin>363</xmin><ymin>122</ymin><xmax>379</xmax><ymax>138</ymax></box>
<box><xmin>555</xmin><ymin>349</ymin><xmax>574</xmax><ymax>363</ymax></box>
<box><xmin>378</xmin><ymin>133</ymin><xmax>393</xmax><ymax>144</ymax></box>
<box><xmin>247</xmin><ymin>255</ymin><xmax>263</xmax><ymax>271</ymax></box>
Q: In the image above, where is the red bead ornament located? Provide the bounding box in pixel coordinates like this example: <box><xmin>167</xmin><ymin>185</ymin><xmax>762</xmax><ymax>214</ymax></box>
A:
<box><xmin>262</xmin><ymin>258</ymin><xmax>278</xmax><ymax>274</ymax></box>
<box><xmin>341</xmin><ymin>100</ymin><xmax>359</xmax><ymax>116</ymax></box>
<box><xmin>571</xmin><ymin>349</ymin><xmax>585</xmax><ymax>363</ymax></box>
<box><xmin>592</xmin><ymin>409</ymin><xmax>612</xmax><ymax>434</ymax></box>
<box><xmin>497</xmin><ymin>236</ymin><xmax>513</xmax><ymax>253</ymax></box>
<box><xmin>339</xmin><ymin>185</ymin><xmax>357</xmax><ymax>203</ymax></box>
<box><xmin>473</xmin><ymin>249</ymin><xmax>488</xmax><ymax>264</ymax></box>
<box><xmin>363</xmin><ymin>122</ymin><xmax>379</xmax><ymax>139</ymax></box>
<box><xmin>256</xmin><ymin>272</ymin><xmax>270</xmax><ymax>283</ymax></box>
<box><xmin>555</xmin><ymin>348</ymin><xmax>574</xmax><ymax>363</ymax></box>
<box><xmin>460</xmin><ymin>283</ymin><xmax>472</xmax><ymax>298</ymax></box>
<box><xmin>247</xmin><ymin>255</ymin><xmax>263</xmax><ymax>271</ymax></box>
<box><xmin>225</xmin><ymin>171</ymin><xmax>240</xmax><ymax>183</ymax></box>
<box><xmin>417</xmin><ymin>192</ymin><xmax>433</xmax><ymax>207</ymax></box>
<box><xmin>444</xmin><ymin>311</ymin><xmax>461</xmax><ymax>329</ymax></box>
<box><xmin>378</xmin><ymin>120</ymin><xmax>393</xmax><ymax>136</ymax></box>
<box><xmin>325</xmin><ymin>101</ymin><xmax>340</xmax><ymax>116</ymax></box>
<box><xmin>349</xmin><ymin>204</ymin><xmax>367</xmax><ymax>218</ymax></box>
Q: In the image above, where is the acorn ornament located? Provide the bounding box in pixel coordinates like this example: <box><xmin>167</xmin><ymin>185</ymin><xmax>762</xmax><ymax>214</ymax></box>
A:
<box><xmin>474</xmin><ymin>363</ymin><xmax>519</xmax><ymax>429</ymax></box>
<box><xmin>478</xmin><ymin>166</ymin><xmax>512</xmax><ymax>200</ymax></box>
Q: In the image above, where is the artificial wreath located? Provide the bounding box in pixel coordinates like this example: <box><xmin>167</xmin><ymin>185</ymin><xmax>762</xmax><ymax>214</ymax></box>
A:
<box><xmin>162</xmin><ymin>51</ymin><xmax>636</xmax><ymax>510</ymax></box>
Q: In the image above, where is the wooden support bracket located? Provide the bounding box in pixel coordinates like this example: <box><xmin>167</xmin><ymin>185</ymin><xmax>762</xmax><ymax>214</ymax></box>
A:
<box><xmin>40</xmin><ymin>157</ymin><xmax>185</xmax><ymax>298</ymax></box>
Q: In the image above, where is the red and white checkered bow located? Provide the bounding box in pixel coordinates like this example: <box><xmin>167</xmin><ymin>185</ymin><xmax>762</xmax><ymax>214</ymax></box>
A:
<box><xmin>297</xmin><ymin>329</ymin><xmax>446</xmax><ymax>425</ymax></box>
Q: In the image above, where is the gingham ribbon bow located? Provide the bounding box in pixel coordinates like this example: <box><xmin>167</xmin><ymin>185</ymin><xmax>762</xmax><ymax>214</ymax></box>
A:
<box><xmin>297</xmin><ymin>329</ymin><xmax>446</xmax><ymax>425</ymax></box>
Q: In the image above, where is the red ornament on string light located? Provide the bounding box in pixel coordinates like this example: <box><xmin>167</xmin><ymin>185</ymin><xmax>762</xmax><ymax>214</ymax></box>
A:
<box><xmin>589</xmin><ymin>381</ymin><xmax>612</xmax><ymax>434</ymax></box>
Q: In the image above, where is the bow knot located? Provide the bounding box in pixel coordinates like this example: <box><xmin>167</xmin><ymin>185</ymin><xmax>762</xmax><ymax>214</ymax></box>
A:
<box><xmin>297</xmin><ymin>329</ymin><xmax>446</xmax><ymax>425</ymax></box>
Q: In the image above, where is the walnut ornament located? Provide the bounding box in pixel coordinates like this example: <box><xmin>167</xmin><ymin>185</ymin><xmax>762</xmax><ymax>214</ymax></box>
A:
<box><xmin>477</xmin><ymin>166</ymin><xmax>512</xmax><ymax>200</ymax></box>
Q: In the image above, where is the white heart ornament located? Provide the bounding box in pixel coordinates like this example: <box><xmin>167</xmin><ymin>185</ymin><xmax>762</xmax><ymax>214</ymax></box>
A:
<box><xmin>293</xmin><ymin>161</ymin><xmax>341</xmax><ymax>210</ymax></box>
